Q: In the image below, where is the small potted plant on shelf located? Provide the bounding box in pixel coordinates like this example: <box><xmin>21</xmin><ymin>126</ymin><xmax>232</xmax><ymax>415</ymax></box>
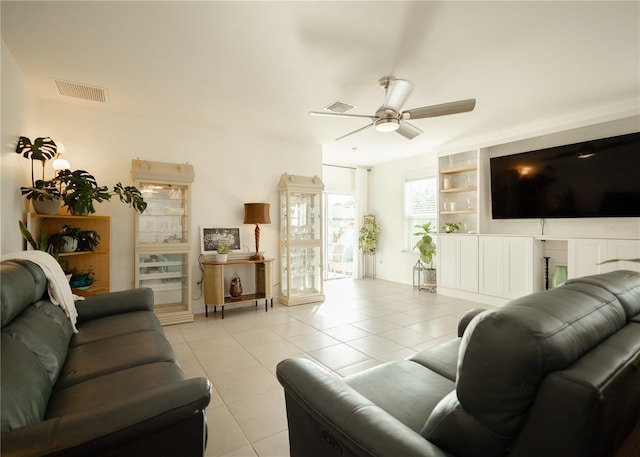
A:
<box><xmin>442</xmin><ymin>222</ymin><xmax>461</xmax><ymax>233</ymax></box>
<box><xmin>69</xmin><ymin>266</ymin><xmax>95</xmax><ymax>290</ymax></box>
<box><xmin>216</xmin><ymin>241</ymin><xmax>230</xmax><ymax>263</ymax></box>
<box><xmin>414</xmin><ymin>222</ymin><xmax>437</xmax><ymax>286</ymax></box>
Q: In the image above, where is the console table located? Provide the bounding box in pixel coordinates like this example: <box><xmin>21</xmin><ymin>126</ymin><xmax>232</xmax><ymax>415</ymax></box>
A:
<box><xmin>202</xmin><ymin>258</ymin><xmax>274</xmax><ymax>319</ymax></box>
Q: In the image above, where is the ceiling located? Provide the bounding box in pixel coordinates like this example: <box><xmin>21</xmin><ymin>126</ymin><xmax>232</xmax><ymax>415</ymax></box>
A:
<box><xmin>2</xmin><ymin>1</ymin><xmax>639</xmax><ymax>167</ymax></box>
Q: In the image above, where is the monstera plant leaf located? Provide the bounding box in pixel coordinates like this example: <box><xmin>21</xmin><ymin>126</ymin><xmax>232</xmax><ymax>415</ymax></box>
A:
<box><xmin>16</xmin><ymin>136</ymin><xmax>58</xmax><ymax>186</ymax></box>
<box><xmin>16</xmin><ymin>136</ymin><xmax>57</xmax><ymax>161</ymax></box>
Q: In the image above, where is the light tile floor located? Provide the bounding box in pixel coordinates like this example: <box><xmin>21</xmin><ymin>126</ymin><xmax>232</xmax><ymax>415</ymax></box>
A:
<box><xmin>163</xmin><ymin>278</ymin><xmax>488</xmax><ymax>457</ymax></box>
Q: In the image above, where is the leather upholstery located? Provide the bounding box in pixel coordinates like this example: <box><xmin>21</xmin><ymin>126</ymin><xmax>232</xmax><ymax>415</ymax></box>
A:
<box><xmin>0</xmin><ymin>259</ymin><xmax>211</xmax><ymax>457</ymax></box>
<box><xmin>277</xmin><ymin>270</ymin><xmax>640</xmax><ymax>457</ymax></box>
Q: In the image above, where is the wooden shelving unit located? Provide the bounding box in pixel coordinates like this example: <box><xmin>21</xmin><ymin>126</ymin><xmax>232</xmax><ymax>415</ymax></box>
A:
<box><xmin>27</xmin><ymin>213</ymin><xmax>110</xmax><ymax>296</ymax></box>
<box><xmin>439</xmin><ymin>151</ymin><xmax>479</xmax><ymax>233</ymax></box>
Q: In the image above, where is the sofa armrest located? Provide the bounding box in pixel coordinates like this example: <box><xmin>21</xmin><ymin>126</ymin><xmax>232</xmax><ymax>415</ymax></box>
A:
<box><xmin>1</xmin><ymin>377</ymin><xmax>211</xmax><ymax>457</ymax></box>
<box><xmin>276</xmin><ymin>358</ymin><xmax>450</xmax><ymax>457</ymax></box>
<box><xmin>458</xmin><ymin>308</ymin><xmax>486</xmax><ymax>337</ymax></box>
<box><xmin>75</xmin><ymin>288</ymin><xmax>154</xmax><ymax>322</ymax></box>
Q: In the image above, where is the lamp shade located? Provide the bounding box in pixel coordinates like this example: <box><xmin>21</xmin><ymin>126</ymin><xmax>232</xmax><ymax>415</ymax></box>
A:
<box><xmin>243</xmin><ymin>203</ymin><xmax>271</xmax><ymax>225</ymax></box>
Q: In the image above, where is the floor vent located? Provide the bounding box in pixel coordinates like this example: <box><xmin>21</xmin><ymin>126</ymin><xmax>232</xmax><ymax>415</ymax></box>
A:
<box><xmin>53</xmin><ymin>79</ymin><xmax>108</xmax><ymax>103</ymax></box>
<box><xmin>323</xmin><ymin>100</ymin><xmax>356</xmax><ymax>114</ymax></box>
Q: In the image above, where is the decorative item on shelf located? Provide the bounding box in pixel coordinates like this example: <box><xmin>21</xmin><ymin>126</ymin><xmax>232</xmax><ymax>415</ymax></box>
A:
<box><xmin>552</xmin><ymin>265</ymin><xmax>568</xmax><ymax>288</ymax></box>
<box><xmin>69</xmin><ymin>266</ymin><xmax>95</xmax><ymax>290</ymax></box>
<box><xmin>443</xmin><ymin>175</ymin><xmax>453</xmax><ymax>190</ymax></box>
<box><xmin>229</xmin><ymin>273</ymin><xmax>243</xmax><ymax>298</ymax></box>
<box><xmin>243</xmin><ymin>203</ymin><xmax>271</xmax><ymax>260</ymax></box>
<box><xmin>442</xmin><ymin>222</ymin><xmax>461</xmax><ymax>233</ymax></box>
<box><xmin>358</xmin><ymin>214</ymin><xmax>381</xmax><ymax>254</ymax></box>
<box><xmin>215</xmin><ymin>241</ymin><xmax>230</xmax><ymax>263</ymax></box>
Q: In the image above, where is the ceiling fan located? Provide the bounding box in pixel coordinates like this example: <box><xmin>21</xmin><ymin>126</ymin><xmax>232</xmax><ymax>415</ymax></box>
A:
<box><xmin>310</xmin><ymin>76</ymin><xmax>476</xmax><ymax>141</ymax></box>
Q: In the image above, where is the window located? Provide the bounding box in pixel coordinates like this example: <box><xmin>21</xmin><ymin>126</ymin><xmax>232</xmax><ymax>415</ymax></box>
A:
<box><xmin>404</xmin><ymin>177</ymin><xmax>438</xmax><ymax>250</ymax></box>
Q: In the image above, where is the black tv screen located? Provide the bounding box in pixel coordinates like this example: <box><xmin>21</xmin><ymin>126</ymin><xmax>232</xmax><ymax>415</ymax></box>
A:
<box><xmin>490</xmin><ymin>131</ymin><xmax>640</xmax><ymax>219</ymax></box>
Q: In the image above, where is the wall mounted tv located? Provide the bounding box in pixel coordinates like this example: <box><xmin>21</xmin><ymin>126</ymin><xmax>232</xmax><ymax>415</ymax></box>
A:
<box><xmin>490</xmin><ymin>131</ymin><xmax>640</xmax><ymax>219</ymax></box>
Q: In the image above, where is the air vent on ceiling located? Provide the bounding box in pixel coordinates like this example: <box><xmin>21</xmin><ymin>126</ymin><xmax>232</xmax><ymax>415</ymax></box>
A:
<box><xmin>323</xmin><ymin>100</ymin><xmax>356</xmax><ymax>114</ymax></box>
<box><xmin>53</xmin><ymin>79</ymin><xmax>108</xmax><ymax>103</ymax></box>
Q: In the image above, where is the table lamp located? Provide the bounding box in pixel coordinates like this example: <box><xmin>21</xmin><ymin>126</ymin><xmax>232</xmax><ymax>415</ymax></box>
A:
<box><xmin>243</xmin><ymin>203</ymin><xmax>271</xmax><ymax>260</ymax></box>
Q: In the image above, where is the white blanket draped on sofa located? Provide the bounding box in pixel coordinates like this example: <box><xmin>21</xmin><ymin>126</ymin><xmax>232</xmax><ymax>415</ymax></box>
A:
<box><xmin>2</xmin><ymin>250</ymin><xmax>81</xmax><ymax>332</ymax></box>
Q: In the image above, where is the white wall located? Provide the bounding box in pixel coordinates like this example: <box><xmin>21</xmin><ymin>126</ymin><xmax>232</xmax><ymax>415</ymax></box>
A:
<box><xmin>1</xmin><ymin>39</ymin><xmax>37</xmax><ymax>254</ymax></box>
<box><xmin>2</xmin><ymin>92</ymin><xmax>321</xmax><ymax>313</ymax></box>
<box><xmin>368</xmin><ymin>152</ymin><xmax>438</xmax><ymax>284</ymax></box>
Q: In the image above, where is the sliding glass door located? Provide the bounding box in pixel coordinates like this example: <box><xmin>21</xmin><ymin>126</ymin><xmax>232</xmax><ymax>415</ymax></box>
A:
<box><xmin>324</xmin><ymin>193</ymin><xmax>356</xmax><ymax>280</ymax></box>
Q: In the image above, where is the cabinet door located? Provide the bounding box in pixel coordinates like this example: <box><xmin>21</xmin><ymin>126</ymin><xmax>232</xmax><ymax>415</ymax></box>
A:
<box><xmin>568</xmin><ymin>239</ymin><xmax>607</xmax><ymax>279</ymax></box>
<box><xmin>458</xmin><ymin>235</ymin><xmax>478</xmax><ymax>293</ymax></box>
<box><xmin>605</xmin><ymin>240</ymin><xmax>640</xmax><ymax>274</ymax></box>
<box><xmin>479</xmin><ymin>236</ymin><xmax>504</xmax><ymax>297</ymax></box>
<box><xmin>504</xmin><ymin>237</ymin><xmax>533</xmax><ymax>299</ymax></box>
<box><xmin>438</xmin><ymin>235</ymin><xmax>457</xmax><ymax>288</ymax></box>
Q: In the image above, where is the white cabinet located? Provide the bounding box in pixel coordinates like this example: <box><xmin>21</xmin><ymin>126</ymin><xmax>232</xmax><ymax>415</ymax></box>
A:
<box><xmin>278</xmin><ymin>174</ymin><xmax>325</xmax><ymax>306</ymax></box>
<box><xmin>479</xmin><ymin>236</ymin><xmax>538</xmax><ymax>299</ymax></box>
<box><xmin>568</xmin><ymin>238</ymin><xmax>640</xmax><ymax>279</ymax></box>
<box><xmin>131</xmin><ymin>159</ymin><xmax>195</xmax><ymax>325</ymax></box>
<box><xmin>438</xmin><ymin>235</ymin><xmax>478</xmax><ymax>293</ymax></box>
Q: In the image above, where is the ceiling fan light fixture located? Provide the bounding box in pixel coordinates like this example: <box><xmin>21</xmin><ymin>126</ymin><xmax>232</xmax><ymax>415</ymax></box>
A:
<box><xmin>375</xmin><ymin>118</ymin><xmax>399</xmax><ymax>132</ymax></box>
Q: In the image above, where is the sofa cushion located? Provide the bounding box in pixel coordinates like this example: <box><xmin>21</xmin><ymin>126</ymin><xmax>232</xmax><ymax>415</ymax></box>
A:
<box><xmin>409</xmin><ymin>338</ymin><xmax>462</xmax><ymax>382</ymax></box>
<box><xmin>423</xmin><ymin>281</ymin><xmax>627</xmax><ymax>457</ymax></box>
<box><xmin>345</xmin><ymin>361</ymin><xmax>455</xmax><ymax>433</ymax></box>
<box><xmin>71</xmin><ymin>310</ymin><xmax>163</xmax><ymax>347</ymax></box>
<box><xmin>567</xmin><ymin>269</ymin><xmax>640</xmax><ymax>320</ymax></box>
<box><xmin>1</xmin><ymin>334</ymin><xmax>52</xmax><ymax>431</ymax></box>
<box><xmin>56</xmin><ymin>330</ymin><xmax>177</xmax><ymax>390</ymax></box>
<box><xmin>46</xmin><ymin>362</ymin><xmax>185</xmax><ymax>418</ymax></box>
<box><xmin>0</xmin><ymin>261</ymin><xmax>39</xmax><ymax>327</ymax></box>
<box><xmin>2</xmin><ymin>303</ymin><xmax>72</xmax><ymax>384</ymax></box>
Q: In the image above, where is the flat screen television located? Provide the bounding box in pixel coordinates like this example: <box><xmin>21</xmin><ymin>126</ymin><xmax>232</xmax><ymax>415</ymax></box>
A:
<box><xmin>490</xmin><ymin>131</ymin><xmax>640</xmax><ymax>219</ymax></box>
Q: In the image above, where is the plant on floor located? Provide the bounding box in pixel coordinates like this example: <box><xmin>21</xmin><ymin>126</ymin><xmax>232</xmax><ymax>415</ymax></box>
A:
<box><xmin>414</xmin><ymin>222</ymin><xmax>436</xmax><ymax>268</ymax></box>
<box><xmin>18</xmin><ymin>220</ymin><xmax>56</xmax><ymax>257</ymax></box>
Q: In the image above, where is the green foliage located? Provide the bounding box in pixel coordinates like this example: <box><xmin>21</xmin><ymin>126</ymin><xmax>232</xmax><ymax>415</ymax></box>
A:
<box><xmin>56</xmin><ymin>169</ymin><xmax>147</xmax><ymax>215</ymax></box>
<box><xmin>359</xmin><ymin>216</ymin><xmax>381</xmax><ymax>253</ymax></box>
<box><xmin>413</xmin><ymin>223</ymin><xmax>436</xmax><ymax>267</ymax></box>
<box><xmin>20</xmin><ymin>179</ymin><xmax>62</xmax><ymax>201</ymax></box>
<box><xmin>442</xmin><ymin>222</ymin><xmax>461</xmax><ymax>233</ymax></box>
<box><xmin>18</xmin><ymin>220</ymin><xmax>58</xmax><ymax>259</ymax></box>
<box><xmin>217</xmin><ymin>241</ymin><xmax>230</xmax><ymax>254</ymax></box>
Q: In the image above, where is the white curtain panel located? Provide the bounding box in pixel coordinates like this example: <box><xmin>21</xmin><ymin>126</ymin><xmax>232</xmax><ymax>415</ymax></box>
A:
<box><xmin>354</xmin><ymin>168</ymin><xmax>368</xmax><ymax>279</ymax></box>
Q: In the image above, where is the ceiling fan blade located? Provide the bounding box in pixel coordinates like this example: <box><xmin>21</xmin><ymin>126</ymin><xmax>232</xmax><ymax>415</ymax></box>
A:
<box><xmin>402</xmin><ymin>98</ymin><xmax>476</xmax><ymax>120</ymax></box>
<box><xmin>336</xmin><ymin>123</ymin><xmax>374</xmax><ymax>141</ymax></box>
<box><xmin>309</xmin><ymin>111</ymin><xmax>376</xmax><ymax>120</ymax></box>
<box><xmin>383</xmin><ymin>78</ymin><xmax>414</xmax><ymax>112</ymax></box>
<box><xmin>396</xmin><ymin>120</ymin><xmax>423</xmax><ymax>140</ymax></box>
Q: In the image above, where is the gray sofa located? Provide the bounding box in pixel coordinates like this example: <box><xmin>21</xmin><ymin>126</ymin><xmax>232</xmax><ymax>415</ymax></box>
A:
<box><xmin>277</xmin><ymin>270</ymin><xmax>640</xmax><ymax>457</ymax></box>
<box><xmin>1</xmin><ymin>258</ymin><xmax>211</xmax><ymax>457</ymax></box>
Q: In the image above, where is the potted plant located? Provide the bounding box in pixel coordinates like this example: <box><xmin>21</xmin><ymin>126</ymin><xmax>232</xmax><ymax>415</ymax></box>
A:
<box><xmin>442</xmin><ymin>222</ymin><xmax>461</xmax><ymax>234</ymax></box>
<box><xmin>57</xmin><ymin>169</ymin><xmax>147</xmax><ymax>215</ymax></box>
<box><xmin>216</xmin><ymin>241</ymin><xmax>230</xmax><ymax>263</ymax></box>
<box><xmin>18</xmin><ymin>220</ymin><xmax>57</xmax><ymax>258</ymax></box>
<box><xmin>16</xmin><ymin>136</ymin><xmax>62</xmax><ymax>214</ymax></box>
<box><xmin>69</xmin><ymin>266</ymin><xmax>95</xmax><ymax>290</ymax></box>
<box><xmin>414</xmin><ymin>222</ymin><xmax>437</xmax><ymax>285</ymax></box>
<box><xmin>48</xmin><ymin>225</ymin><xmax>101</xmax><ymax>253</ymax></box>
<box><xmin>359</xmin><ymin>215</ymin><xmax>381</xmax><ymax>254</ymax></box>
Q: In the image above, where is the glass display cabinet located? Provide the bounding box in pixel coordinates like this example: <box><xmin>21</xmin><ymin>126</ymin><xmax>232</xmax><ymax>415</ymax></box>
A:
<box><xmin>278</xmin><ymin>173</ymin><xmax>325</xmax><ymax>305</ymax></box>
<box><xmin>131</xmin><ymin>159</ymin><xmax>195</xmax><ymax>325</ymax></box>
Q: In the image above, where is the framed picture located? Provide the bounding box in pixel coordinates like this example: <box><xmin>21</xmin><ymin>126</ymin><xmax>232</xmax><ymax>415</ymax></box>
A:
<box><xmin>201</xmin><ymin>227</ymin><xmax>241</xmax><ymax>254</ymax></box>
